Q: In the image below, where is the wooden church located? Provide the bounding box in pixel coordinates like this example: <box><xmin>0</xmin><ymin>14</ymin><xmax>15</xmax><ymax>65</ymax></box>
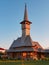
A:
<box><xmin>8</xmin><ymin>4</ymin><xmax>44</xmax><ymax>60</ymax></box>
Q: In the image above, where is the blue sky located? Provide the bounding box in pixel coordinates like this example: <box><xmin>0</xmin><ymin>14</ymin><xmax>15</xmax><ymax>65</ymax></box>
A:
<box><xmin>0</xmin><ymin>0</ymin><xmax>49</xmax><ymax>49</ymax></box>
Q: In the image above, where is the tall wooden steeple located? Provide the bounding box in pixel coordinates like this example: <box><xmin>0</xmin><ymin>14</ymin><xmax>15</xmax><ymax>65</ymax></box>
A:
<box><xmin>20</xmin><ymin>4</ymin><xmax>32</xmax><ymax>39</ymax></box>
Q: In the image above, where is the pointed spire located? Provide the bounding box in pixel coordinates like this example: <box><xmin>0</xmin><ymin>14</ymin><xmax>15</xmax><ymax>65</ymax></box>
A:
<box><xmin>20</xmin><ymin>4</ymin><xmax>32</xmax><ymax>24</ymax></box>
<box><xmin>24</xmin><ymin>4</ymin><xmax>28</xmax><ymax>21</ymax></box>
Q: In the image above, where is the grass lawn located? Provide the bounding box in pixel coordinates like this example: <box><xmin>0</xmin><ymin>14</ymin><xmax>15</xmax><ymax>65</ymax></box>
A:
<box><xmin>0</xmin><ymin>60</ymin><xmax>49</xmax><ymax>65</ymax></box>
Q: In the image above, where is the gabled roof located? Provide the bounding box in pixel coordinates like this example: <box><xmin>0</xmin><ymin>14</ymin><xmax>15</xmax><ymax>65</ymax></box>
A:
<box><xmin>8</xmin><ymin>45</ymin><xmax>39</xmax><ymax>52</ymax></box>
<box><xmin>10</xmin><ymin>35</ymin><xmax>35</xmax><ymax>48</ymax></box>
<box><xmin>10</xmin><ymin>37</ymin><xmax>21</xmax><ymax>48</ymax></box>
<box><xmin>8</xmin><ymin>47</ymin><xmax>34</xmax><ymax>52</ymax></box>
<box><xmin>23</xmin><ymin>35</ymin><xmax>33</xmax><ymax>46</ymax></box>
<box><xmin>8</xmin><ymin>35</ymin><xmax>43</xmax><ymax>52</ymax></box>
<box><xmin>32</xmin><ymin>41</ymin><xmax>43</xmax><ymax>49</ymax></box>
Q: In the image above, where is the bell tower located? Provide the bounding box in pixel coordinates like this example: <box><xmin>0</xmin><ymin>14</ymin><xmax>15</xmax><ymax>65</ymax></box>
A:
<box><xmin>20</xmin><ymin>4</ymin><xmax>32</xmax><ymax>39</ymax></box>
